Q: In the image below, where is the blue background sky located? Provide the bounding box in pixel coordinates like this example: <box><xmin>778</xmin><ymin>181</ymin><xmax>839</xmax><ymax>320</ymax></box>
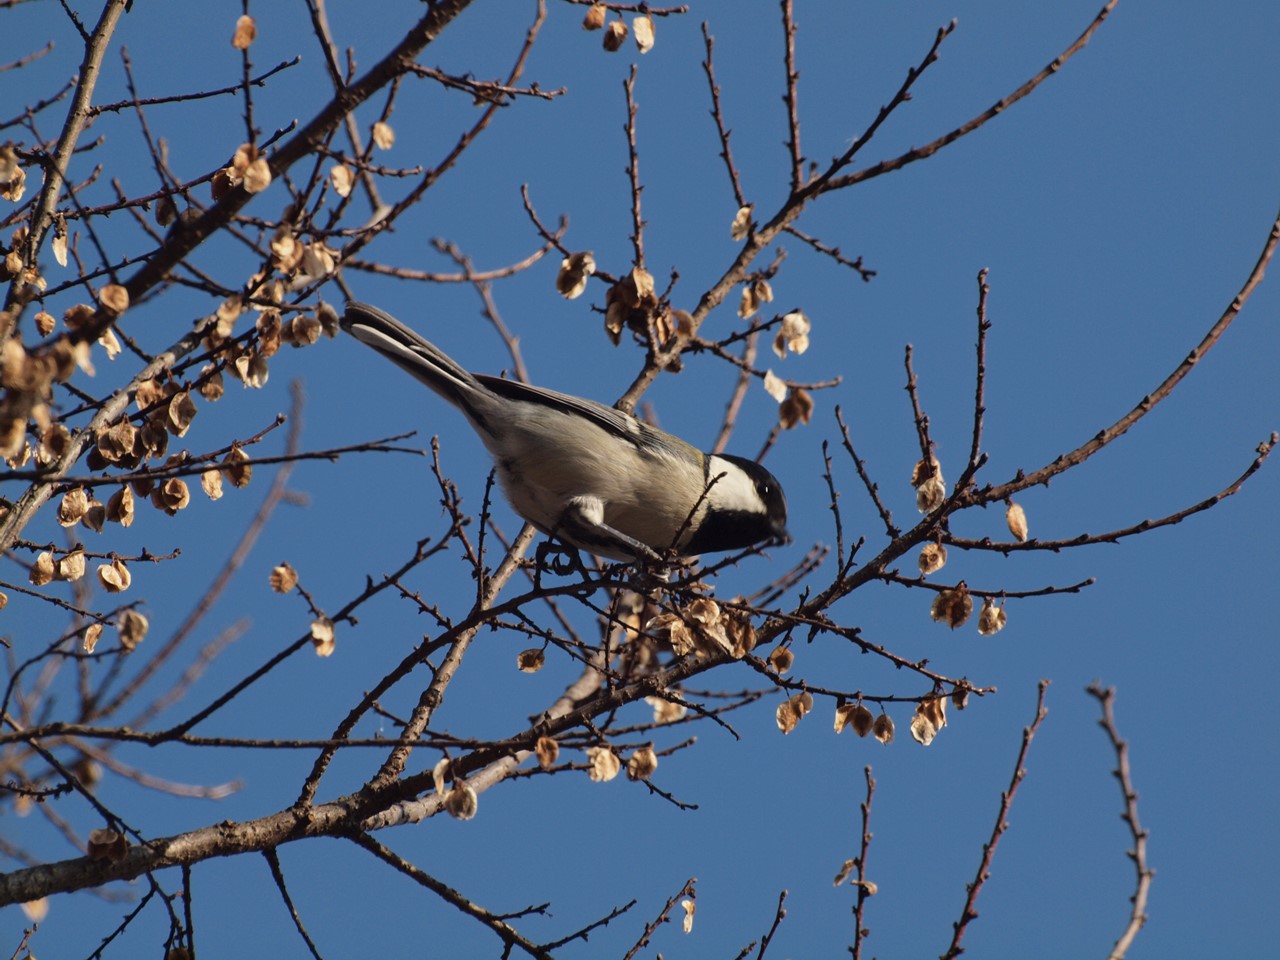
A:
<box><xmin>4</xmin><ymin>1</ymin><xmax>1278</xmax><ymax>957</ymax></box>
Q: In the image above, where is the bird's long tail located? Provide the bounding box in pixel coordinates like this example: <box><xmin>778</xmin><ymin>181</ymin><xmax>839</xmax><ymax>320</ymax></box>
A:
<box><xmin>342</xmin><ymin>301</ymin><xmax>489</xmax><ymax>419</ymax></box>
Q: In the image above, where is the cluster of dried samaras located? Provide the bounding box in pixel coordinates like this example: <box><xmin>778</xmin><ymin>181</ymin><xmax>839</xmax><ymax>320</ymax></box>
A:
<box><xmin>912</xmin><ymin>454</ymin><xmax>1023</xmax><ymax>636</ymax></box>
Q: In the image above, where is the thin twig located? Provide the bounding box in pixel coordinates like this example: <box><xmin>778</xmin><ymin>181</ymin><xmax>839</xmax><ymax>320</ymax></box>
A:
<box><xmin>1087</xmin><ymin>683</ymin><xmax>1153</xmax><ymax>960</ymax></box>
<box><xmin>942</xmin><ymin>680</ymin><xmax>1049</xmax><ymax>959</ymax></box>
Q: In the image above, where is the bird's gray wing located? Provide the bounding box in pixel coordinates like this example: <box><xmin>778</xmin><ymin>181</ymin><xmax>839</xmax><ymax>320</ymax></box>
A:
<box><xmin>475</xmin><ymin>374</ymin><xmax>673</xmax><ymax>456</ymax></box>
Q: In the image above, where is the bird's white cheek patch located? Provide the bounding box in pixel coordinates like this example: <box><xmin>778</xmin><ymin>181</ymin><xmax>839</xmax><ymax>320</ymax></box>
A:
<box><xmin>705</xmin><ymin>456</ymin><xmax>765</xmax><ymax>515</ymax></box>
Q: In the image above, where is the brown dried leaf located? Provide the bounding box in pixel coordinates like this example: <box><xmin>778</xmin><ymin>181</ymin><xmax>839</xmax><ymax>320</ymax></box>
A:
<box><xmin>134</xmin><ymin>378</ymin><xmax>167</xmax><ymax>412</ymax></box>
<box><xmin>779</xmin><ymin>387</ymin><xmax>814</xmax><ymax>429</ymax></box>
<box><xmin>30</xmin><ymin>551</ymin><xmax>55</xmax><ymax>586</ymax></box>
<box><xmin>768</xmin><ymin>644</ymin><xmax>794</xmax><ymax>675</ymax></box>
<box><xmin>83</xmin><ymin>622</ymin><xmax>103</xmax><ymax>653</ymax></box>
<box><xmin>681</xmin><ymin>898</ymin><xmax>696</xmax><ymax>934</ymax></box>
<box><xmin>270</xmin><ymin>562</ymin><xmax>298</xmax><ymax>593</ymax></box>
<box><xmin>100</xmin><ymin>284</ymin><xmax>129</xmax><ymax>316</ymax></box>
<box><xmin>222</xmin><ymin>446</ymin><xmax>252</xmax><ymax>487</ymax></box>
<box><xmin>233</xmin><ymin>350</ymin><xmax>269</xmax><ymax>388</ymax></box>
<box><xmin>200</xmin><ymin>468</ymin><xmax>224</xmax><ymax>501</ymax></box>
<box><xmin>647</xmin><ymin>611</ymin><xmax>695</xmax><ymax>657</ymax></box>
<box><xmin>286</xmin><ymin>313</ymin><xmax>323</xmax><ymax>347</ymax></box>
<box><xmin>626</xmin><ymin>744</ymin><xmax>658</xmax><ymax>780</ymax></box>
<box><xmin>36</xmin><ymin>424</ymin><xmax>69</xmax><ymax>467</ymax></box>
<box><xmin>977</xmin><ymin>597</ymin><xmax>1007</xmax><ymax>636</ymax></box>
<box><xmin>57</xmin><ymin>549</ymin><xmax>85</xmax><ymax>582</ymax></box>
<box><xmin>633</xmin><ymin>14</ymin><xmax>655</xmax><ymax>53</ymax></box>
<box><xmin>776</xmin><ymin>691</ymin><xmax>813</xmax><ymax>734</ymax></box>
<box><xmin>517</xmin><ymin>648</ymin><xmax>545</xmax><ymax>673</ymax></box>
<box><xmin>646</xmin><ymin>694</ymin><xmax>687</xmax><ymax>725</ymax></box>
<box><xmin>107</xmin><ymin>485</ymin><xmax>135</xmax><ymax>526</ymax></box>
<box><xmin>166</xmin><ymin>391</ymin><xmax>197</xmax><ymax>437</ymax></box>
<box><xmin>833</xmin><ymin>703</ymin><xmax>857</xmax><ymax>734</ymax></box>
<box><xmin>773</xmin><ymin>310</ymin><xmax>811</xmax><ymax>357</ymax></box>
<box><xmin>97</xmin><ymin>558</ymin><xmax>131</xmax><ymax>593</ymax></box>
<box><xmin>444</xmin><ymin>781</ymin><xmax>478</xmax><ymax>820</ymax></box>
<box><xmin>0</xmin><ymin>144</ymin><xmax>26</xmax><ymax>201</ymax></box>
<box><xmin>151</xmin><ymin>477</ymin><xmax>190</xmax><ymax>516</ymax></box>
<box><xmin>432</xmin><ymin>757</ymin><xmax>451</xmax><ymax>796</ymax></box>
<box><xmin>118</xmin><ymin>610</ymin><xmax>149</xmax><ymax>651</ymax></box>
<box><xmin>833</xmin><ymin>859</ymin><xmax>857</xmax><ymax>887</ymax></box>
<box><xmin>872</xmin><ymin>712</ymin><xmax>895</xmax><ymax>745</ymax></box>
<box><xmin>556</xmin><ymin>251</ymin><xmax>595</xmax><ymax>300</ymax></box>
<box><xmin>535</xmin><ymin>736</ymin><xmax>559</xmax><ymax>770</ymax></box>
<box><xmin>154</xmin><ymin>195</ymin><xmax>177</xmax><ymax>226</ymax></box>
<box><xmin>371</xmin><ymin>120</ymin><xmax>395</xmax><ymax>150</ymax></box>
<box><xmin>852</xmin><ymin>704</ymin><xmax>874</xmax><ymax>737</ymax></box>
<box><xmin>34</xmin><ymin>309</ymin><xmax>55</xmax><ymax>336</ymax></box>
<box><xmin>918</xmin><ymin>542</ymin><xmax>947</xmax><ymax>576</ymax></box>
<box><xmin>1006</xmin><ymin>501</ymin><xmax>1028</xmax><ymax>542</ymax></box>
<box><xmin>310</xmin><ymin>617</ymin><xmax>335</xmax><ymax>657</ymax></box>
<box><xmin>930</xmin><ymin>583</ymin><xmax>973</xmax><ymax>630</ymax></box>
<box><xmin>602</xmin><ymin>18</ymin><xmax>628</xmax><ymax>51</ymax></box>
<box><xmin>57</xmin><ymin>487</ymin><xmax>90</xmax><ymax>527</ymax></box>
<box><xmin>730</xmin><ymin>205</ymin><xmax>753</xmax><ymax>241</ymax></box>
<box><xmin>231</xmin><ymin>14</ymin><xmax>256</xmax><ymax>49</ymax></box>
<box><xmin>95</xmin><ymin>419</ymin><xmax>136</xmax><ymax>464</ymax></box>
<box><xmin>317</xmin><ymin>302</ymin><xmax>341</xmax><ymax>338</ymax></box>
<box><xmin>910</xmin><ymin>695</ymin><xmax>948</xmax><ymax>746</ymax></box>
<box><xmin>87</xmin><ymin>828</ymin><xmax>128</xmax><ymax>862</ymax></box>
<box><xmin>913</xmin><ymin>456</ymin><xmax>946</xmax><ymax>513</ymax></box>
<box><xmin>762</xmin><ymin>369</ymin><xmax>787</xmax><ymax>403</ymax></box>
<box><xmin>582</xmin><ymin>2</ymin><xmax>606</xmax><ymax>30</ymax></box>
<box><xmin>197</xmin><ymin>366</ymin><xmax>225</xmax><ymax>401</ymax></box>
<box><xmin>586</xmin><ymin>745</ymin><xmax>621</xmax><ymax>782</ymax></box>
<box><xmin>329</xmin><ymin>164</ymin><xmax>354</xmax><ymax>198</ymax></box>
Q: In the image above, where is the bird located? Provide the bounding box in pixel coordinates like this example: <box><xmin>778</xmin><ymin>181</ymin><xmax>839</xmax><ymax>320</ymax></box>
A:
<box><xmin>340</xmin><ymin>301</ymin><xmax>789</xmax><ymax>565</ymax></box>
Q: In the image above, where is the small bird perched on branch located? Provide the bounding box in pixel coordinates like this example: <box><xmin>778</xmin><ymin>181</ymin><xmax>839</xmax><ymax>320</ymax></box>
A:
<box><xmin>341</xmin><ymin>301</ymin><xmax>788</xmax><ymax>564</ymax></box>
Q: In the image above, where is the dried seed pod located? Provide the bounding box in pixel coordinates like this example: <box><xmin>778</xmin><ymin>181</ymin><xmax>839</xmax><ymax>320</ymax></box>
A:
<box><xmin>231</xmin><ymin>14</ymin><xmax>257</xmax><ymax>49</ymax></box>
<box><xmin>444</xmin><ymin>781</ymin><xmax>478</xmax><ymax>820</ymax></box>
<box><xmin>913</xmin><ymin>456</ymin><xmax>946</xmax><ymax>513</ymax></box>
<box><xmin>87</xmin><ymin>828</ymin><xmax>128</xmax><ymax>862</ymax></box>
<box><xmin>535</xmin><ymin>736</ymin><xmax>559</xmax><ymax>770</ymax></box>
<box><xmin>633</xmin><ymin>14</ymin><xmax>655</xmax><ymax>53</ymax></box>
<box><xmin>310</xmin><ymin>617</ymin><xmax>335</xmax><ymax>657</ymax></box>
<box><xmin>586</xmin><ymin>745</ymin><xmax>621</xmax><ymax>782</ymax></box>
<box><xmin>97</xmin><ymin>558</ymin><xmax>131</xmax><ymax>593</ymax></box>
<box><xmin>930</xmin><ymin>582</ymin><xmax>973</xmax><ymax>629</ymax></box>
<box><xmin>269</xmin><ymin>563</ymin><xmax>298</xmax><ymax>593</ymax></box>
<box><xmin>603</xmin><ymin>19</ymin><xmax>628</xmax><ymax>52</ymax></box>
<box><xmin>918</xmin><ymin>542</ymin><xmax>947</xmax><ymax>576</ymax></box>
<box><xmin>582</xmin><ymin>2</ymin><xmax>606</xmax><ymax>30</ymax></box>
<box><xmin>372</xmin><ymin>121</ymin><xmax>395</xmax><ymax>150</ymax></box>
<box><xmin>118</xmin><ymin>610</ymin><xmax>149</xmax><ymax>651</ymax></box>
<box><xmin>1006</xmin><ymin>501</ymin><xmax>1028</xmax><ymax>542</ymax></box>
<box><xmin>910</xmin><ymin>695</ymin><xmax>947</xmax><ymax>746</ymax></box>
<box><xmin>779</xmin><ymin>387</ymin><xmax>814</xmax><ymax>429</ymax></box>
<box><xmin>773</xmin><ymin>310</ymin><xmax>810</xmax><ymax>357</ymax></box>
<box><xmin>626</xmin><ymin>744</ymin><xmax>658</xmax><ymax>780</ymax></box>
<box><xmin>517</xmin><ymin>648</ymin><xmax>545</xmax><ymax>673</ymax></box>
<box><xmin>556</xmin><ymin>251</ymin><xmax>595</xmax><ymax>300</ymax></box>
<box><xmin>977</xmin><ymin>597</ymin><xmax>1007</xmax><ymax>636</ymax></box>
<box><xmin>871</xmin><ymin>712</ymin><xmax>895</xmax><ymax>745</ymax></box>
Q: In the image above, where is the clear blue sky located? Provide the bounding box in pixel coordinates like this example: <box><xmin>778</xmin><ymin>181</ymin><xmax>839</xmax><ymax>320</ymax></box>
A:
<box><xmin>4</xmin><ymin>2</ymin><xmax>1278</xmax><ymax>957</ymax></box>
